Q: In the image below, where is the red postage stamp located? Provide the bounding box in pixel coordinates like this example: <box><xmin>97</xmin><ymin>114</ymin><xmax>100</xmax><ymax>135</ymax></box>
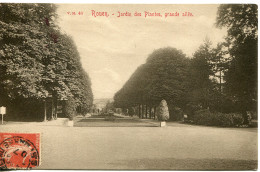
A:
<box><xmin>0</xmin><ymin>133</ymin><xmax>40</xmax><ymax>169</ymax></box>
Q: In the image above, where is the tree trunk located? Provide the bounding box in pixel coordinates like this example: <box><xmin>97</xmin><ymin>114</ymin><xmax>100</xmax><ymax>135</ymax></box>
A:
<box><xmin>242</xmin><ymin>110</ymin><xmax>249</xmax><ymax>125</ymax></box>
<box><xmin>219</xmin><ymin>70</ymin><xmax>222</xmax><ymax>92</ymax></box>
<box><xmin>145</xmin><ymin>105</ymin><xmax>148</xmax><ymax>118</ymax></box>
<box><xmin>238</xmin><ymin>99</ymin><xmax>249</xmax><ymax>125</ymax></box>
<box><xmin>44</xmin><ymin>100</ymin><xmax>47</xmax><ymax>122</ymax></box>
<box><xmin>54</xmin><ymin>98</ymin><xmax>58</xmax><ymax>119</ymax></box>
<box><xmin>138</xmin><ymin>104</ymin><xmax>141</xmax><ymax>118</ymax></box>
<box><xmin>219</xmin><ymin>70</ymin><xmax>223</xmax><ymax>112</ymax></box>
<box><xmin>51</xmin><ymin>98</ymin><xmax>54</xmax><ymax>120</ymax></box>
<box><xmin>149</xmin><ymin>106</ymin><xmax>152</xmax><ymax>119</ymax></box>
<box><xmin>142</xmin><ymin>104</ymin><xmax>144</xmax><ymax>119</ymax></box>
<box><xmin>154</xmin><ymin>106</ymin><xmax>156</xmax><ymax>120</ymax></box>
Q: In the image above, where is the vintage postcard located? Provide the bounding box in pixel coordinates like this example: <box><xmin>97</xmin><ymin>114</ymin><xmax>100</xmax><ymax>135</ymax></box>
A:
<box><xmin>0</xmin><ymin>2</ymin><xmax>258</xmax><ymax>170</ymax></box>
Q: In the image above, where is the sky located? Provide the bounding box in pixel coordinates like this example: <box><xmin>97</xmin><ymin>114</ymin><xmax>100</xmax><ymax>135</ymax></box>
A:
<box><xmin>56</xmin><ymin>4</ymin><xmax>227</xmax><ymax>99</ymax></box>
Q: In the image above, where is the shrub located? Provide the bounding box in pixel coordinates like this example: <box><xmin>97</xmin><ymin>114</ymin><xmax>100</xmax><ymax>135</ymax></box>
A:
<box><xmin>193</xmin><ymin>109</ymin><xmax>212</xmax><ymax>125</ymax></box>
<box><xmin>108</xmin><ymin>110</ymin><xmax>114</xmax><ymax>116</ymax></box>
<box><xmin>185</xmin><ymin>103</ymin><xmax>202</xmax><ymax>121</ymax></box>
<box><xmin>193</xmin><ymin>109</ymin><xmax>244</xmax><ymax>127</ymax></box>
<box><xmin>230</xmin><ymin>113</ymin><xmax>244</xmax><ymax>127</ymax></box>
<box><xmin>157</xmin><ymin>100</ymin><xmax>170</xmax><ymax>121</ymax></box>
<box><xmin>104</xmin><ymin>115</ymin><xmax>116</xmax><ymax>121</ymax></box>
<box><xmin>248</xmin><ymin>111</ymin><xmax>257</xmax><ymax>120</ymax></box>
<box><xmin>122</xmin><ymin>108</ymin><xmax>128</xmax><ymax>115</ymax></box>
<box><xmin>64</xmin><ymin>97</ymin><xmax>76</xmax><ymax>120</ymax></box>
<box><xmin>169</xmin><ymin>106</ymin><xmax>184</xmax><ymax>121</ymax></box>
<box><xmin>128</xmin><ymin>107</ymin><xmax>135</xmax><ymax>116</ymax></box>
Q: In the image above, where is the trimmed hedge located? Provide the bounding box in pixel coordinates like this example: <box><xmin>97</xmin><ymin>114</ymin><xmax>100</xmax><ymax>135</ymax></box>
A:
<box><xmin>157</xmin><ymin>100</ymin><xmax>170</xmax><ymax>121</ymax></box>
<box><xmin>64</xmin><ymin>97</ymin><xmax>76</xmax><ymax>120</ymax></box>
<box><xmin>193</xmin><ymin>109</ymin><xmax>244</xmax><ymax>127</ymax></box>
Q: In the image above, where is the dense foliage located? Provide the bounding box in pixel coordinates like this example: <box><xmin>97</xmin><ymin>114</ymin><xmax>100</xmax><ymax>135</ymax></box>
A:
<box><xmin>0</xmin><ymin>4</ymin><xmax>93</xmax><ymax>121</ymax></box>
<box><xmin>64</xmin><ymin>97</ymin><xmax>76</xmax><ymax>120</ymax></box>
<box><xmin>114</xmin><ymin>47</ymin><xmax>190</xmax><ymax>119</ymax></box>
<box><xmin>193</xmin><ymin>109</ymin><xmax>244</xmax><ymax>127</ymax></box>
<box><xmin>216</xmin><ymin>4</ymin><xmax>258</xmax><ymax>123</ymax></box>
<box><xmin>114</xmin><ymin>4</ymin><xmax>257</xmax><ymax>126</ymax></box>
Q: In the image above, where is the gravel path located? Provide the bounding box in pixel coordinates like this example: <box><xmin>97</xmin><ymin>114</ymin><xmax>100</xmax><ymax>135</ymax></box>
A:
<box><xmin>0</xmin><ymin>120</ymin><xmax>257</xmax><ymax>170</ymax></box>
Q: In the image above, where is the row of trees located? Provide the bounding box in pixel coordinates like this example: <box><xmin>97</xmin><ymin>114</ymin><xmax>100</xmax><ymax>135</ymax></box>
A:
<box><xmin>114</xmin><ymin>47</ymin><xmax>190</xmax><ymax>119</ymax></box>
<box><xmin>114</xmin><ymin>4</ymin><xmax>257</xmax><ymax>124</ymax></box>
<box><xmin>0</xmin><ymin>4</ymin><xmax>93</xmax><ymax>121</ymax></box>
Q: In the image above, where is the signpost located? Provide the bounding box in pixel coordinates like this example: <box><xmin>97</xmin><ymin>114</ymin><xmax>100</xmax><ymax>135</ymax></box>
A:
<box><xmin>0</xmin><ymin>106</ymin><xmax>6</xmax><ymax>125</ymax></box>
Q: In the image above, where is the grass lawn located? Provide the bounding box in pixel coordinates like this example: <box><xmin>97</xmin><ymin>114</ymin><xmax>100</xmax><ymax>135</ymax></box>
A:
<box><xmin>74</xmin><ymin>117</ymin><xmax>158</xmax><ymax>127</ymax></box>
<box><xmin>87</xmin><ymin>115</ymin><xmax>123</xmax><ymax>118</ymax></box>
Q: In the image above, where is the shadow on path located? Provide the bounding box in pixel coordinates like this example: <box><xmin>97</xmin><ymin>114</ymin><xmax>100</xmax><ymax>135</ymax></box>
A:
<box><xmin>108</xmin><ymin>157</ymin><xmax>257</xmax><ymax>170</ymax></box>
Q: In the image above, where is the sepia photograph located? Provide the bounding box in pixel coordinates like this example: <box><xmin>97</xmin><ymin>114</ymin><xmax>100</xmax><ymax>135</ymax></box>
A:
<box><xmin>0</xmin><ymin>2</ymin><xmax>258</xmax><ymax>170</ymax></box>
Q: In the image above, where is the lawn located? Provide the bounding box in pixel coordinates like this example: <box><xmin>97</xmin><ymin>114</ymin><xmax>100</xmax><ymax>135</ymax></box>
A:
<box><xmin>74</xmin><ymin>117</ymin><xmax>158</xmax><ymax>127</ymax></box>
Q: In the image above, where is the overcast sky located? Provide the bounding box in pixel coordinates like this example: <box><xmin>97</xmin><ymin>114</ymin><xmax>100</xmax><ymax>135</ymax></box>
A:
<box><xmin>56</xmin><ymin>4</ymin><xmax>227</xmax><ymax>99</ymax></box>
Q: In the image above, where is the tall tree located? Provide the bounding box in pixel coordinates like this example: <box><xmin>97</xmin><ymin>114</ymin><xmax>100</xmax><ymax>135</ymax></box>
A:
<box><xmin>216</xmin><ymin>4</ymin><xmax>258</xmax><ymax>123</ymax></box>
<box><xmin>188</xmin><ymin>39</ymin><xmax>214</xmax><ymax>109</ymax></box>
<box><xmin>114</xmin><ymin>47</ymin><xmax>190</xmax><ymax>120</ymax></box>
<box><xmin>0</xmin><ymin>4</ymin><xmax>93</xmax><ymax>121</ymax></box>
